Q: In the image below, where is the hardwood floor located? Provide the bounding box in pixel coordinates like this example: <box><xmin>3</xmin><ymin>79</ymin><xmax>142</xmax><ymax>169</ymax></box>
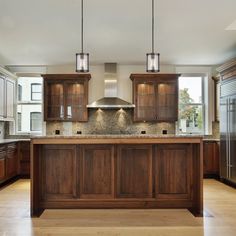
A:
<box><xmin>0</xmin><ymin>179</ymin><xmax>235</xmax><ymax>235</ymax></box>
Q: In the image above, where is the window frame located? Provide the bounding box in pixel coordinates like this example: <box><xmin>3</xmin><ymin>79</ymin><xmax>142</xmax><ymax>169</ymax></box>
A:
<box><xmin>30</xmin><ymin>112</ymin><xmax>42</xmax><ymax>132</ymax></box>
<box><xmin>31</xmin><ymin>83</ymin><xmax>42</xmax><ymax>101</ymax></box>
<box><xmin>16</xmin><ymin>76</ymin><xmax>43</xmax><ymax>135</ymax></box>
<box><xmin>18</xmin><ymin>84</ymin><xmax>22</xmax><ymax>101</ymax></box>
<box><xmin>177</xmin><ymin>73</ymin><xmax>205</xmax><ymax>135</ymax></box>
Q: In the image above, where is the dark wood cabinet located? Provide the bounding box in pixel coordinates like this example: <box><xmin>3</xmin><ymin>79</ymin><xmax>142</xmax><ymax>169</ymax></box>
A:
<box><xmin>0</xmin><ymin>146</ymin><xmax>6</xmax><ymax>181</ymax></box>
<box><xmin>19</xmin><ymin>141</ymin><xmax>30</xmax><ymax>176</ymax></box>
<box><xmin>6</xmin><ymin>143</ymin><xmax>18</xmax><ymax>179</ymax></box>
<box><xmin>117</xmin><ymin>145</ymin><xmax>153</xmax><ymax>198</ymax></box>
<box><xmin>43</xmin><ymin>74</ymin><xmax>91</xmax><ymax>122</ymax></box>
<box><xmin>80</xmin><ymin>145</ymin><xmax>114</xmax><ymax>199</ymax></box>
<box><xmin>203</xmin><ymin>141</ymin><xmax>219</xmax><ymax>177</ymax></box>
<box><xmin>42</xmin><ymin>145</ymin><xmax>77</xmax><ymax>200</ymax></box>
<box><xmin>130</xmin><ymin>74</ymin><xmax>179</xmax><ymax>122</ymax></box>
<box><xmin>155</xmin><ymin>144</ymin><xmax>192</xmax><ymax>200</ymax></box>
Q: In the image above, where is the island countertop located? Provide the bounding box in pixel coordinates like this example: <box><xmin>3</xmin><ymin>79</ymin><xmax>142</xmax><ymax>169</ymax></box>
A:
<box><xmin>31</xmin><ymin>134</ymin><xmax>203</xmax><ymax>144</ymax></box>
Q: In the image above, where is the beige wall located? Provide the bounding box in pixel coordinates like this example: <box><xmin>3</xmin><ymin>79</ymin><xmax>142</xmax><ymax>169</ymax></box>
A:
<box><xmin>46</xmin><ymin>63</ymin><xmax>175</xmax><ymax>103</ymax></box>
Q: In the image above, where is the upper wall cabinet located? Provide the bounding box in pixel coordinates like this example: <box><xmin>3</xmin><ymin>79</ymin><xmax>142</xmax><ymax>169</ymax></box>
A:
<box><xmin>130</xmin><ymin>74</ymin><xmax>180</xmax><ymax>122</ymax></box>
<box><xmin>43</xmin><ymin>74</ymin><xmax>91</xmax><ymax>122</ymax></box>
<box><xmin>0</xmin><ymin>68</ymin><xmax>16</xmax><ymax>121</ymax></box>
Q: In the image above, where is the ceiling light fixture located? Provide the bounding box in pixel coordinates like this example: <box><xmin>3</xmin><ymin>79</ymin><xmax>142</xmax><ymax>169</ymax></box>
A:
<box><xmin>146</xmin><ymin>0</ymin><xmax>160</xmax><ymax>72</ymax></box>
<box><xmin>76</xmin><ymin>0</ymin><xmax>89</xmax><ymax>72</ymax></box>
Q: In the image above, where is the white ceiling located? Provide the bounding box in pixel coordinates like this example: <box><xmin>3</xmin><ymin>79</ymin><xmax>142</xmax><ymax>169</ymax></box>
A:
<box><xmin>0</xmin><ymin>0</ymin><xmax>236</xmax><ymax>66</ymax></box>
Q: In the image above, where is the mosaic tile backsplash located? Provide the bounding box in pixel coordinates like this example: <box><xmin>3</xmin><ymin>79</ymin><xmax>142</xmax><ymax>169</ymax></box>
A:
<box><xmin>46</xmin><ymin>109</ymin><xmax>176</xmax><ymax>135</ymax></box>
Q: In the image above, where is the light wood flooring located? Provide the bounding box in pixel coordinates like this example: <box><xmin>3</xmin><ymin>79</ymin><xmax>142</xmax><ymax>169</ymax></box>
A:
<box><xmin>0</xmin><ymin>179</ymin><xmax>235</xmax><ymax>236</ymax></box>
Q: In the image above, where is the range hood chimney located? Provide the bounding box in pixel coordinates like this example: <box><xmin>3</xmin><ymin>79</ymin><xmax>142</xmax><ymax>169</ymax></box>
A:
<box><xmin>87</xmin><ymin>63</ymin><xmax>135</xmax><ymax>108</ymax></box>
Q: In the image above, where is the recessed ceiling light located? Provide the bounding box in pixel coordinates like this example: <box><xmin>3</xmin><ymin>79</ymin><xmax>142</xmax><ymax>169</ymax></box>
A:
<box><xmin>225</xmin><ymin>19</ymin><xmax>236</xmax><ymax>30</ymax></box>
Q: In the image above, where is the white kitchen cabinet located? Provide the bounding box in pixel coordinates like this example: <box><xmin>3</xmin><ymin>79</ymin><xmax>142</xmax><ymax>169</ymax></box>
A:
<box><xmin>6</xmin><ymin>79</ymin><xmax>15</xmax><ymax>119</ymax></box>
<box><xmin>0</xmin><ymin>68</ymin><xmax>16</xmax><ymax>121</ymax></box>
<box><xmin>0</xmin><ymin>76</ymin><xmax>5</xmax><ymax>118</ymax></box>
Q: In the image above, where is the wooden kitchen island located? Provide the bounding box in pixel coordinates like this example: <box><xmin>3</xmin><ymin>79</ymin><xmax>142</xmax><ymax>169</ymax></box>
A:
<box><xmin>30</xmin><ymin>135</ymin><xmax>203</xmax><ymax>217</ymax></box>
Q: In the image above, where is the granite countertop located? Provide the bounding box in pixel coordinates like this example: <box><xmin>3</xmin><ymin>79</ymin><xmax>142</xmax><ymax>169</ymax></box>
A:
<box><xmin>31</xmin><ymin>134</ymin><xmax>203</xmax><ymax>139</ymax></box>
<box><xmin>203</xmin><ymin>138</ymin><xmax>220</xmax><ymax>141</ymax></box>
<box><xmin>0</xmin><ymin>139</ymin><xmax>30</xmax><ymax>144</ymax></box>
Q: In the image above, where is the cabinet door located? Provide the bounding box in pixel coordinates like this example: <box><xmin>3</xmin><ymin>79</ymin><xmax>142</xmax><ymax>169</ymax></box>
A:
<box><xmin>203</xmin><ymin>141</ymin><xmax>219</xmax><ymax>175</ymax></box>
<box><xmin>0</xmin><ymin>77</ymin><xmax>5</xmax><ymax>119</ymax></box>
<box><xmin>41</xmin><ymin>145</ymin><xmax>77</xmax><ymax>200</ymax></box>
<box><xmin>44</xmin><ymin>82</ymin><xmax>64</xmax><ymax>120</ymax></box>
<box><xmin>117</xmin><ymin>145</ymin><xmax>153</xmax><ymax>198</ymax></box>
<box><xmin>19</xmin><ymin>141</ymin><xmax>30</xmax><ymax>176</ymax></box>
<box><xmin>155</xmin><ymin>144</ymin><xmax>192</xmax><ymax>200</ymax></box>
<box><xmin>0</xmin><ymin>147</ymin><xmax>6</xmax><ymax>181</ymax></box>
<box><xmin>6</xmin><ymin>79</ymin><xmax>15</xmax><ymax>119</ymax></box>
<box><xmin>157</xmin><ymin>81</ymin><xmax>178</xmax><ymax>121</ymax></box>
<box><xmin>134</xmin><ymin>81</ymin><xmax>156</xmax><ymax>121</ymax></box>
<box><xmin>80</xmin><ymin>145</ymin><xmax>114</xmax><ymax>198</ymax></box>
<box><xmin>6</xmin><ymin>143</ymin><xmax>18</xmax><ymax>178</ymax></box>
<box><xmin>65</xmin><ymin>81</ymin><xmax>88</xmax><ymax>121</ymax></box>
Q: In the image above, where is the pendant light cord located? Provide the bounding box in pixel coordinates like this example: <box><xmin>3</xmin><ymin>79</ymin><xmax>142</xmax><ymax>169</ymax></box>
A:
<box><xmin>152</xmin><ymin>0</ymin><xmax>154</xmax><ymax>53</ymax></box>
<box><xmin>81</xmin><ymin>0</ymin><xmax>84</xmax><ymax>53</ymax></box>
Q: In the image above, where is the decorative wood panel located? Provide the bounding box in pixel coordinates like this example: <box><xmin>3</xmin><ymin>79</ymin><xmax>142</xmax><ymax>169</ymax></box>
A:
<box><xmin>42</xmin><ymin>145</ymin><xmax>77</xmax><ymax>200</ymax></box>
<box><xmin>117</xmin><ymin>145</ymin><xmax>152</xmax><ymax>198</ymax></box>
<box><xmin>80</xmin><ymin>145</ymin><xmax>114</xmax><ymax>198</ymax></box>
<box><xmin>155</xmin><ymin>144</ymin><xmax>192</xmax><ymax>200</ymax></box>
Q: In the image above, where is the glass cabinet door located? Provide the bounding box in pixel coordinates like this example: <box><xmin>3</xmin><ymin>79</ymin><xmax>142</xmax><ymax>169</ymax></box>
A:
<box><xmin>157</xmin><ymin>82</ymin><xmax>178</xmax><ymax>121</ymax></box>
<box><xmin>135</xmin><ymin>82</ymin><xmax>156</xmax><ymax>121</ymax></box>
<box><xmin>46</xmin><ymin>83</ymin><xmax>64</xmax><ymax>120</ymax></box>
<box><xmin>65</xmin><ymin>82</ymin><xmax>86</xmax><ymax>121</ymax></box>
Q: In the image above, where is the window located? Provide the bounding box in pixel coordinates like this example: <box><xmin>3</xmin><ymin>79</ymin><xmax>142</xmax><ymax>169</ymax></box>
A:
<box><xmin>17</xmin><ymin>77</ymin><xmax>42</xmax><ymax>134</ymax></box>
<box><xmin>18</xmin><ymin>85</ymin><xmax>22</xmax><ymax>101</ymax></box>
<box><xmin>178</xmin><ymin>75</ymin><xmax>204</xmax><ymax>134</ymax></box>
<box><xmin>30</xmin><ymin>112</ymin><xmax>42</xmax><ymax>131</ymax></box>
<box><xmin>31</xmin><ymin>83</ymin><xmax>42</xmax><ymax>101</ymax></box>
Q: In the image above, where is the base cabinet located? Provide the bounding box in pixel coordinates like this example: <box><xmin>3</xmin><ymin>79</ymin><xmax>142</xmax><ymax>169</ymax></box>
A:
<box><xmin>19</xmin><ymin>141</ymin><xmax>30</xmax><ymax>176</ymax></box>
<box><xmin>42</xmin><ymin>145</ymin><xmax>77</xmax><ymax>200</ymax></box>
<box><xmin>32</xmin><ymin>142</ymin><xmax>202</xmax><ymax>216</ymax></box>
<box><xmin>155</xmin><ymin>144</ymin><xmax>192</xmax><ymax>200</ymax></box>
<box><xmin>203</xmin><ymin>141</ymin><xmax>219</xmax><ymax>177</ymax></box>
<box><xmin>117</xmin><ymin>145</ymin><xmax>152</xmax><ymax>198</ymax></box>
<box><xmin>6</xmin><ymin>144</ymin><xmax>18</xmax><ymax>178</ymax></box>
<box><xmin>80</xmin><ymin>145</ymin><xmax>114</xmax><ymax>199</ymax></box>
<box><xmin>0</xmin><ymin>142</ymin><xmax>18</xmax><ymax>184</ymax></box>
<box><xmin>0</xmin><ymin>147</ymin><xmax>6</xmax><ymax>181</ymax></box>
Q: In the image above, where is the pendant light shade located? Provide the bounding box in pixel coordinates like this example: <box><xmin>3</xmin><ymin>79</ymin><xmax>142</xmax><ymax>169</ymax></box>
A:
<box><xmin>146</xmin><ymin>0</ymin><xmax>160</xmax><ymax>72</ymax></box>
<box><xmin>146</xmin><ymin>53</ymin><xmax>160</xmax><ymax>72</ymax></box>
<box><xmin>76</xmin><ymin>0</ymin><xmax>89</xmax><ymax>72</ymax></box>
<box><xmin>76</xmin><ymin>53</ymin><xmax>89</xmax><ymax>72</ymax></box>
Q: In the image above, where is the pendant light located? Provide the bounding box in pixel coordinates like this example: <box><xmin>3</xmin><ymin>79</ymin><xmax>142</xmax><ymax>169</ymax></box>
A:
<box><xmin>76</xmin><ymin>0</ymin><xmax>89</xmax><ymax>72</ymax></box>
<box><xmin>146</xmin><ymin>0</ymin><xmax>160</xmax><ymax>72</ymax></box>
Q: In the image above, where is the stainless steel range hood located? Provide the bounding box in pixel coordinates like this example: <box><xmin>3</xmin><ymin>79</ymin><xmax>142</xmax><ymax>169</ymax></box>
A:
<box><xmin>87</xmin><ymin>63</ymin><xmax>135</xmax><ymax>109</ymax></box>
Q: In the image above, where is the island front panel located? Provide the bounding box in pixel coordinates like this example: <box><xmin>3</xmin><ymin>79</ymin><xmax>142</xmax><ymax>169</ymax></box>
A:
<box><xmin>31</xmin><ymin>139</ymin><xmax>203</xmax><ymax>217</ymax></box>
